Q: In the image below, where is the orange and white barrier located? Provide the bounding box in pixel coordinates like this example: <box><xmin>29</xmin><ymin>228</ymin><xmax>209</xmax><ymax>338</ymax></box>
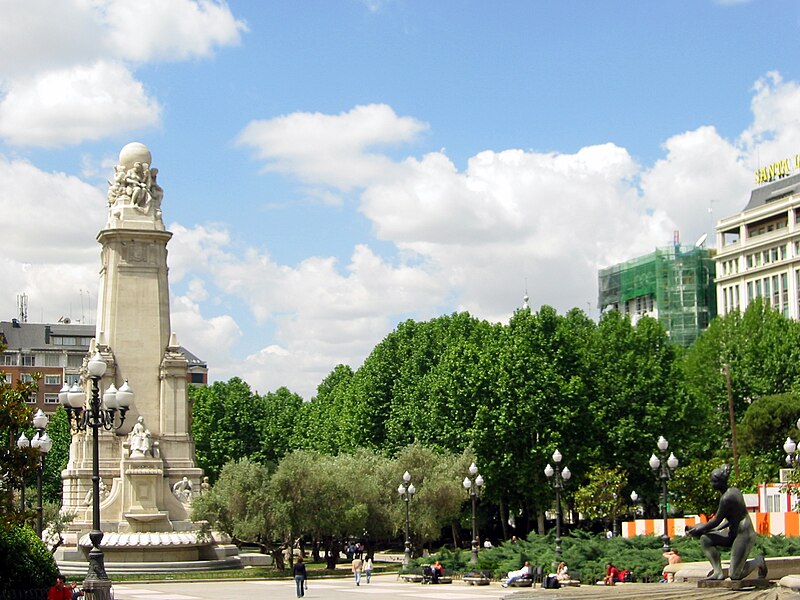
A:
<box><xmin>621</xmin><ymin>516</ymin><xmax>701</xmax><ymax>539</ymax></box>
<box><xmin>623</xmin><ymin>513</ymin><xmax>800</xmax><ymax>538</ymax></box>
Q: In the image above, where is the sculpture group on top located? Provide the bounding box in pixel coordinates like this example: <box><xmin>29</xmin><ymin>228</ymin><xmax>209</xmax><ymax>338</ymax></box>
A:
<box><xmin>107</xmin><ymin>161</ymin><xmax>163</xmax><ymax>220</ymax></box>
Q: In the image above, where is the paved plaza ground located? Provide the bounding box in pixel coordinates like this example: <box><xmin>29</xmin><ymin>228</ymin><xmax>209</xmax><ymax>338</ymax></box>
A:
<box><xmin>109</xmin><ymin>574</ymin><xmax>784</xmax><ymax>600</ymax></box>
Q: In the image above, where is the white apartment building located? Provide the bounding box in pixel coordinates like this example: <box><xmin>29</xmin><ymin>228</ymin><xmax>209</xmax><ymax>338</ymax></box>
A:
<box><xmin>716</xmin><ymin>172</ymin><xmax>800</xmax><ymax>318</ymax></box>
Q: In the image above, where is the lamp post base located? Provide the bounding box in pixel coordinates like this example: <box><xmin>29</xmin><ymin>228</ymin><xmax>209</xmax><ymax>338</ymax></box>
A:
<box><xmin>82</xmin><ymin>578</ymin><xmax>112</xmax><ymax>600</ymax></box>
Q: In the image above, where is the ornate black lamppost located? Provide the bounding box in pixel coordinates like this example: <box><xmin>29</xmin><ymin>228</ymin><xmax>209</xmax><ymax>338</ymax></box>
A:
<box><xmin>59</xmin><ymin>351</ymin><xmax>132</xmax><ymax>600</ymax></box>
<box><xmin>20</xmin><ymin>409</ymin><xmax>54</xmax><ymax>537</ymax></box>
<box><xmin>462</xmin><ymin>462</ymin><xmax>484</xmax><ymax>565</ymax></box>
<box><xmin>649</xmin><ymin>436</ymin><xmax>679</xmax><ymax>552</ymax></box>
<box><xmin>397</xmin><ymin>470</ymin><xmax>416</xmax><ymax>567</ymax></box>
<box><xmin>544</xmin><ymin>449</ymin><xmax>571</xmax><ymax>564</ymax></box>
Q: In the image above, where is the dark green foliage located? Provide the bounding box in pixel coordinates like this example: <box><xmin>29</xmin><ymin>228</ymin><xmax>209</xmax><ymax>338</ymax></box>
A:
<box><xmin>422</xmin><ymin>532</ymin><xmax>799</xmax><ymax>582</ymax></box>
<box><xmin>0</xmin><ymin>524</ymin><xmax>59</xmax><ymax>590</ymax></box>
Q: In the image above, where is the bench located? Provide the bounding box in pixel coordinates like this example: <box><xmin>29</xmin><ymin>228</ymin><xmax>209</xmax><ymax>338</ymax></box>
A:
<box><xmin>463</xmin><ymin>576</ymin><xmax>490</xmax><ymax>586</ymax></box>
<box><xmin>400</xmin><ymin>574</ymin><xmax>423</xmax><ymax>583</ymax></box>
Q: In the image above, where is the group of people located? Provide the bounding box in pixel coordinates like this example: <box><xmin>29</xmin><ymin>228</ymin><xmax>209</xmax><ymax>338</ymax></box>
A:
<box><xmin>350</xmin><ymin>555</ymin><xmax>374</xmax><ymax>586</ymax></box>
<box><xmin>501</xmin><ymin>560</ymin><xmax>570</xmax><ymax>588</ymax></box>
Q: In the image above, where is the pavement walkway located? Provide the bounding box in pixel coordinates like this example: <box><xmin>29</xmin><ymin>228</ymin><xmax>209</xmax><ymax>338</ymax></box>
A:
<box><xmin>108</xmin><ymin>575</ymin><xmax>794</xmax><ymax>600</ymax></box>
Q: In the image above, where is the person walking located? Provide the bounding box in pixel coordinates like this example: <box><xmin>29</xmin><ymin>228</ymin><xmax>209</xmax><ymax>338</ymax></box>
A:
<box><xmin>352</xmin><ymin>555</ymin><xmax>364</xmax><ymax>586</ymax></box>
<box><xmin>293</xmin><ymin>556</ymin><xmax>307</xmax><ymax>598</ymax></box>
<box><xmin>364</xmin><ymin>557</ymin><xmax>374</xmax><ymax>583</ymax></box>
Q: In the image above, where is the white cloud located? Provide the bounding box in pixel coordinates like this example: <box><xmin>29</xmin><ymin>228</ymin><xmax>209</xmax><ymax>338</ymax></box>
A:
<box><xmin>102</xmin><ymin>0</ymin><xmax>247</xmax><ymax>63</ymax></box>
<box><xmin>0</xmin><ymin>0</ymin><xmax>245</xmax><ymax>147</ymax></box>
<box><xmin>0</xmin><ymin>155</ymin><xmax>105</xmax><ymax>323</ymax></box>
<box><xmin>640</xmin><ymin>126</ymin><xmax>752</xmax><ymax>247</ymax></box>
<box><xmin>0</xmin><ymin>62</ymin><xmax>162</xmax><ymax>147</ymax></box>
<box><xmin>237</xmin><ymin>104</ymin><xmax>429</xmax><ymax>190</ymax></box>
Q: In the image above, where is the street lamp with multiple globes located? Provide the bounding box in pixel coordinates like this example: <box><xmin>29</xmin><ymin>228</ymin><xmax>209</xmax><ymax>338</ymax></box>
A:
<box><xmin>397</xmin><ymin>470</ymin><xmax>416</xmax><ymax>567</ymax></box>
<box><xmin>544</xmin><ymin>449</ymin><xmax>571</xmax><ymax>564</ymax></box>
<box><xmin>59</xmin><ymin>351</ymin><xmax>133</xmax><ymax>600</ymax></box>
<box><xmin>782</xmin><ymin>418</ymin><xmax>800</xmax><ymax>467</ymax></box>
<box><xmin>18</xmin><ymin>409</ymin><xmax>54</xmax><ymax>537</ymax></box>
<box><xmin>649</xmin><ymin>436</ymin><xmax>679</xmax><ymax>552</ymax></box>
<box><xmin>462</xmin><ymin>462</ymin><xmax>484</xmax><ymax>564</ymax></box>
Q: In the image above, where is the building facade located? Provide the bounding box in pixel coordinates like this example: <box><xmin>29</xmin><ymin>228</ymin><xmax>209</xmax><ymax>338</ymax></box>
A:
<box><xmin>716</xmin><ymin>172</ymin><xmax>800</xmax><ymax>319</ymax></box>
<box><xmin>598</xmin><ymin>245</ymin><xmax>717</xmax><ymax>346</ymax></box>
<box><xmin>0</xmin><ymin>320</ymin><xmax>207</xmax><ymax>415</ymax></box>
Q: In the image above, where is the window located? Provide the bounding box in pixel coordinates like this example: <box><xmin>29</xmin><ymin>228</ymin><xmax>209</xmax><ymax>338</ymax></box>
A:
<box><xmin>44</xmin><ymin>393</ymin><xmax>59</xmax><ymax>404</ymax></box>
<box><xmin>21</xmin><ymin>355</ymin><xmax>35</xmax><ymax>367</ymax></box>
<box><xmin>190</xmin><ymin>373</ymin><xmax>205</xmax><ymax>384</ymax></box>
<box><xmin>746</xmin><ymin>255</ymin><xmax>754</xmax><ymax>269</ymax></box>
<box><xmin>0</xmin><ymin>354</ymin><xmax>16</xmax><ymax>366</ymax></box>
<box><xmin>20</xmin><ymin>373</ymin><xmax>35</xmax><ymax>383</ymax></box>
<box><xmin>773</xmin><ymin>275</ymin><xmax>780</xmax><ymax>309</ymax></box>
<box><xmin>783</xmin><ymin>273</ymin><xmax>789</xmax><ymax>317</ymax></box>
<box><xmin>756</xmin><ymin>280</ymin><xmax>763</xmax><ymax>298</ymax></box>
<box><xmin>766</xmin><ymin>493</ymin><xmax>783</xmax><ymax>513</ymax></box>
<box><xmin>735</xmin><ymin>285</ymin><xmax>740</xmax><ymax>309</ymax></box>
<box><xmin>44</xmin><ymin>375</ymin><xmax>61</xmax><ymax>386</ymax></box>
<box><xmin>1</xmin><ymin>373</ymin><xmax>10</xmax><ymax>384</ymax></box>
<box><xmin>723</xmin><ymin>287</ymin><xmax>729</xmax><ymax>313</ymax></box>
<box><xmin>44</xmin><ymin>353</ymin><xmax>61</xmax><ymax>367</ymax></box>
<box><xmin>66</xmin><ymin>374</ymin><xmax>80</xmax><ymax>385</ymax></box>
<box><xmin>747</xmin><ymin>281</ymin><xmax>754</xmax><ymax>302</ymax></box>
<box><xmin>764</xmin><ymin>278</ymin><xmax>771</xmax><ymax>305</ymax></box>
<box><xmin>66</xmin><ymin>354</ymin><xmax>83</xmax><ymax>368</ymax></box>
<box><xmin>26</xmin><ymin>394</ymin><xmax>37</xmax><ymax>404</ymax></box>
<box><xmin>781</xmin><ymin>245</ymin><xmax>787</xmax><ymax>260</ymax></box>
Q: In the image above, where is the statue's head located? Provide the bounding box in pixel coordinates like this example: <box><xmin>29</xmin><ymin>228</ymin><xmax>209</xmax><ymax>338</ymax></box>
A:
<box><xmin>710</xmin><ymin>464</ymin><xmax>731</xmax><ymax>490</ymax></box>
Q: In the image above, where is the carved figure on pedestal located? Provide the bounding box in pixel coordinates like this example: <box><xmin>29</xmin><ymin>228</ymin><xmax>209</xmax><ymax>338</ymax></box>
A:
<box><xmin>200</xmin><ymin>476</ymin><xmax>210</xmax><ymax>495</ymax></box>
<box><xmin>128</xmin><ymin>416</ymin><xmax>153</xmax><ymax>458</ymax></box>
<box><xmin>687</xmin><ymin>464</ymin><xmax>767</xmax><ymax>580</ymax></box>
<box><xmin>83</xmin><ymin>479</ymin><xmax>108</xmax><ymax>506</ymax></box>
<box><xmin>172</xmin><ymin>477</ymin><xmax>193</xmax><ymax>503</ymax></box>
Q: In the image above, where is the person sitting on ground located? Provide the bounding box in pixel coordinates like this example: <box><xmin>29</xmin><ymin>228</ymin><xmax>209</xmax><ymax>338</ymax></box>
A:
<box><xmin>604</xmin><ymin>563</ymin><xmax>622</xmax><ymax>585</ymax></box>
<box><xmin>502</xmin><ymin>561</ymin><xmax>532</xmax><ymax>587</ymax></box>
<box><xmin>556</xmin><ymin>561</ymin><xmax>570</xmax><ymax>582</ymax></box>
<box><xmin>661</xmin><ymin>549</ymin><xmax>681</xmax><ymax>582</ymax></box>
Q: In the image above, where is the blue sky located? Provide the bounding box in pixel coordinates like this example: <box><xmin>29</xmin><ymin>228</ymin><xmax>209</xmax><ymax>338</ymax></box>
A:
<box><xmin>2</xmin><ymin>0</ymin><xmax>800</xmax><ymax>399</ymax></box>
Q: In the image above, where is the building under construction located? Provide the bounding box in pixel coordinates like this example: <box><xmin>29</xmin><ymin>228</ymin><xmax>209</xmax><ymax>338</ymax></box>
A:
<box><xmin>597</xmin><ymin>244</ymin><xmax>717</xmax><ymax>346</ymax></box>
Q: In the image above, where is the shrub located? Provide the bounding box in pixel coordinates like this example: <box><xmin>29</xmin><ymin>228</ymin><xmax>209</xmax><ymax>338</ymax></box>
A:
<box><xmin>0</xmin><ymin>524</ymin><xmax>59</xmax><ymax>590</ymax></box>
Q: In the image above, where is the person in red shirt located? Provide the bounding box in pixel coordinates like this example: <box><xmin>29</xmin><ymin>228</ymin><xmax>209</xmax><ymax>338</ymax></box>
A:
<box><xmin>603</xmin><ymin>564</ymin><xmax>620</xmax><ymax>586</ymax></box>
<box><xmin>48</xmin><ymin>576</ymin><xmax>72</xmax><ymax>600</ymax></box>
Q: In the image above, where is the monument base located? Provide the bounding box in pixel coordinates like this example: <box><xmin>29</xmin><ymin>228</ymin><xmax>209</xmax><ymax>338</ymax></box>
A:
<box><xmin>697</xmin><ymin>578</ymin><xmax>773</xmax><ymax>590</ymax></box>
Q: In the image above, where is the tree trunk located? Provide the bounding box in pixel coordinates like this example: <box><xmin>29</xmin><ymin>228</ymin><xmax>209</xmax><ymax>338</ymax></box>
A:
<box><xmin>499</xmin><ymin>499</ymin><xmax>509</xmax><ymax>541</ymax></box>
<box><xmin>325</xmin><ymin>538</ymin><xmax>339</xmax><ymax>570</ymax></box>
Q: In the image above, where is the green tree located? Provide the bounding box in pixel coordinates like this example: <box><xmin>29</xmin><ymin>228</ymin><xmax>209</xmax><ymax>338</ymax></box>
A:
<box><xmin>669</xmin><ymin>458</ymin><xmax>723</xmax><ymax>516</ymax></box>
<box><xmin>190</xmin><ymin>378</ymin><xmax>267</xmax><ymax>480</ymax></box>
<box><xmin>573</xmin><ymin>465</ymin><xmax>629</xmax><ymax>532</ymax></box>
<box><xmin>257</xmin><ymin>386</ymin><xmax>303</xmax><ymax>466</ymax></box>
<box><xmin>682</xmin><ymin>300</ymin><xmax>800</xmax><ymax>455</ymax></box>
<box><xmin>190</xmin><ymin>458</ymin><xmax>283</xmax><ymax>561</ymax></box>
<box><xmin>738</xmin><ymin>393</ymin><xmax>800</xmax><ymax>466</ymax></box>
<box><xmin>0</xmin><ymin>356</ymin><xmax>39</xmax><ymax>527</ymax></box>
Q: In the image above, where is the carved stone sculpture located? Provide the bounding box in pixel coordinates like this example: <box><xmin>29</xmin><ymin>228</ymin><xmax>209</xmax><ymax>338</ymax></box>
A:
<box><xmin>128</xmin><ymin>416</ymin><xmax>152</xmax><ymax>458</ymax></box>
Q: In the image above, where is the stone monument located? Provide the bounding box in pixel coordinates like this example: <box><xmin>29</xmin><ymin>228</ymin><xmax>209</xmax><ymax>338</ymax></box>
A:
<box><xmin>57</xmin><ymin>143</ymin><xmax>238</xmax><ymax>572</ymax></box>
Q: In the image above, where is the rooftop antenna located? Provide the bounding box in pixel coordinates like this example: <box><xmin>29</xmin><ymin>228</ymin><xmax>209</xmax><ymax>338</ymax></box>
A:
<box><xmin>16</xmin><ymin>293</ymin><xmax>28</xmax><ymax>322</ymax></box>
